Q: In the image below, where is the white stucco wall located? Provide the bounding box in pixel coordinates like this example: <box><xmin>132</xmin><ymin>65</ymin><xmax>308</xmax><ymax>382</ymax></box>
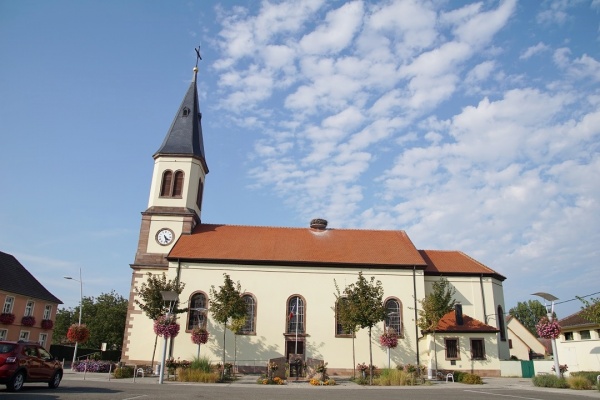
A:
<box><xmin>556</xmin><ymin>327</ymin><xmax>600</xmax><ymax>373</ymax></box>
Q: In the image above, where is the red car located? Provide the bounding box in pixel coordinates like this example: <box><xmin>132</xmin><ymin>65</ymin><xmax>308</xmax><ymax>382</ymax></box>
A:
<box><xmin>0</xmin><ymin>340</ymin><xmax>63</xmax><ymax>392</ymax></box>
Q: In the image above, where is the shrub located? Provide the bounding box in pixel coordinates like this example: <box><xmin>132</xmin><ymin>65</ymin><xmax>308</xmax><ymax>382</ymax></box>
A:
<box><xmin>570</xmin><ymin>371</ymin><xmax>600</xmax><ymax>386</ymax></box>
<box><xmin>177</xmin><ymin>369</ymin><xmax>219</xmax><ymax>383</ymax></box>
<box><xmin>376</xmin><ymin>368</ymin><xmax>418</xmax><ymax>386</ymax></box>
<box><xmin>190</xmin><ymin>356</ymin><xmax>212</xmax><ymax>373</ymax></box>
<box><xmin>532</xmin><ymin>374</ymin><xmax>568</xmax><ymax>388</ymax></box>
<box><xmin>460</xmin><ymin>373</ymin><xmax>483</xmax><ymax>385</ymax></box>
<box><xmin>73</xmin><ymin>360</ymin><xmax>115</xmax><ymax>373</ymax></box>
<box><xmin>567</xmin><ymin>376</ymin><xmax>592</xmax><ymax>390</ymax></box>
<box><xmin>113</xmin><ymin>366</ymin><xmax>134</xmax><ymax>379</ymax></box>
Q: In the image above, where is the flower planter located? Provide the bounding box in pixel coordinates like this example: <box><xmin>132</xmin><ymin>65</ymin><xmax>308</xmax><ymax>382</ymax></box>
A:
<box><xmin>21</xmin><ymin>316</ymin><xmax>36</xmax><ymax>327</ymax></box>
<box><xmin>67</xmin><ymin>324</ymin><xmax>90</xmax><ymax>343</ymax></box>
<box><xmin>41</xmin><ymin>319</ymin><xmax>54</xmax><ymax>330</ymax></box>
<box><xmin>154</xmin><ymin>315</ymin><xmax>180</xmax><ymax>338</ymax></box>
<box><xmin>191</xmin><ymin>327</ymin><xmax>209</xmax><ymax>344</ymax></box>
<box><xmin>0</xmin><ymin>313</ymin><xmax>15</xmax><ymax>325</ymax></box>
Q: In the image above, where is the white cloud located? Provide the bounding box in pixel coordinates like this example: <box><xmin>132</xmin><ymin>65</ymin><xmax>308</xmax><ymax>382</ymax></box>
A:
<box><xmin>520</xmin><ymin>42</ymin><xmax>549</xmax><ymax>60</ymax></box>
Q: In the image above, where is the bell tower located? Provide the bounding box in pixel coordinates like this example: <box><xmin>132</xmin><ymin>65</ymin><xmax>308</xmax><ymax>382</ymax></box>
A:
<box><xmin>131</xmin><ymin>64</ymin><xmax>208</xmax><ymax>270</ymax></box>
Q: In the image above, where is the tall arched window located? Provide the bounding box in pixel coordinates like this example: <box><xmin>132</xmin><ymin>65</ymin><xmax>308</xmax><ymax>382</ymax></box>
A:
<box><xmin>497</xmin><ymin>305</ymin><xmax>506</xmax><ymax>341</ymax></box>
<box><xmin>384</xmin><ymin>298</ymin><xmax>402</xmax><ymax>335</ymax></box>
<box><xmin>287</xmin><ymin>296</ymin><xmax>305</xmax><ymax>334</ymax></box>
<box><xmin>240</xmin><ymin>294</ymin><xmax>256</xmax><ymax>334</ymax></box>
<box><xmin>160</xmin><ymin>170</ymin><xmax>173</xmax><ymax>197</ymax></box>
<box><xmin>187</xmin><ymin>292</ymin><xmax>207</xmax><ymax>331</ymax></box>
<box><xmin>172</xmin><ymin>171</ymin><xmax>184</xmax><ymax>197</ymax></box>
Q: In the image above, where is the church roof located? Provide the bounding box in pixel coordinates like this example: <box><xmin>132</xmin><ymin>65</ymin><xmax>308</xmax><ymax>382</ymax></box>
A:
<box><xmin>154</xmin><ymin>68</ymin><xmax>208</xmax><ymax>173</ymax></box>
<box><xmin>169</xmin><ymin>224</ymin><xmax>426</xmax><ymax>267</ymax></box>
<box><xmin>419</xmin><ymin>250</ymin><xmax>506</xmax><ymax>281</ymax></box>
<box><xmin>0</xmin><ymin>251</ymin><xmax>62</xmax><ymax>304</ymax></box>
<box><xmin>168</xmin><ymin>224</ymin><xmax>504</xmax><ymax>278</ymax></box>
<box><xmin>434</xmin><ymin>309</ymin><xmax>499</xmax><ymax>333</ymax></box>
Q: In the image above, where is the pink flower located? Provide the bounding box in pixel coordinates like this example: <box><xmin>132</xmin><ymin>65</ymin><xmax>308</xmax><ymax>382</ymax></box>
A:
<box><xmin>535</xmin><ymin>317</ymin><xmax>561</xmax><ymax>339</ymax></box>
<box><xmin>153</xmin><ymin>315</ymin><xmax>180</xmax><ymax>338</ymax></box>
<box><xmin>190</xmin><ymin>327</ymin><xmax>209</xmax><ymax>344</ymax></box>
<box><xmin>379</xmin><ymin>328</ymin><xmax>398</xmax><ymax>349</ymax></box>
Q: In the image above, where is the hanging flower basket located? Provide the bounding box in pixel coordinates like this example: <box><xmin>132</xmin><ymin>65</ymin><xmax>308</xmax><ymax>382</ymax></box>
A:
<box><xmin>536</xmin><ymin>316</ymin><xmax>561</xmax><ymax>339</ymax></box>
<box><xmin>67</xmin><ymin>324</ymin><xmax>90</xmax><ymax>343</ymax></box>
<box><xmin>379</xmin><ymin>328</ymin><xmax>399</xmax><ymax>349</ymax></box>
<box><xmin>0</xmin><ymin>313</ymin><xmax>15</xmax><ymax>325</ymax></box>
<box><xmin>191</xmin><ymin>327</ymin><xmax>209</xmax><ymax>344</ymax></box>
<box><xmin>21</xmin><ymin>316</ymin><xmax>36</xmax><ymax>327</ymax></box>
<box><xmin>41</xmin><ymin>319</ymin><xmax>54</xmax><ymax>330</ymax></box>
<box><xmin>153</xmin><ymin>315</ymin><xmax>180</xmax><ymax>339</ymax></box>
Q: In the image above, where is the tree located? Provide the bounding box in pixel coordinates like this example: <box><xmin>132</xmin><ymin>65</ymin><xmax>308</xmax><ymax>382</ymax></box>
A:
<box><xmin>333</xmin><ymin>280</ymin><xmax>359</xmax><ymax>379</ymax></box>
<box><xmin>576</xmin><ymin>296</ymin><xmax>600</xmax><ymax>324</ymax></box>
<box><xmin>508</xmin><ymin>300</ymin><xmax>547</xmax><ymax>336</ymax></box>
<box><xmin>134</xmin><ymin>272</ymin><xmax>185</xmax><ymax>369</ymax></box>
<box><xmin>417</xmin><ymin>277</ymin><xmax>456</xmax><ymax>375</ymax></box>
<box><xmin>209</xmin><ymin>273</ymin><xmax>246</xmax><ymax>379</ymax></box>
<box><xmin>341</xmin><ymin>272</ymin><xmax>386</xmax><ymax>385</ymax></box>
<box><xmin>52</xmin><ymin>291</ymin><xmax>128</xmax><ymax>351</ymax></box>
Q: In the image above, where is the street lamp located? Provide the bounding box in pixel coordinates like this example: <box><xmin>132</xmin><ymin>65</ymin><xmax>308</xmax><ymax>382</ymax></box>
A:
<box><xmin>191</xmin><ymin>307</ymin><xmax>207</xmax><ymax>359</ymax></box>
<box><xmin>64</xmin><ymin>268</ymin><xmax>83</xmax><ymax>369</ymax></box>
<box><xmin>532</xmin><ymin>292</ymin><xmax>561</xmax><ymax>378</ymax></box>
<box><xmin>386</xmin><ymin>311</ymin><xmax>399</xmax><ymax>369</ymax></box>
<box><xmin>159</xmin><ymin>291</ymin><xmax>178</xmax><ymax>385</ymax></box>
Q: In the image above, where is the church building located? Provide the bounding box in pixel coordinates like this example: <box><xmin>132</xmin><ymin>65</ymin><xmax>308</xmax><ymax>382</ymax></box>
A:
<box><xmin>121</xmin><ymin>63</ymin><xmax>510</xmax><ymax>377</ymax></box>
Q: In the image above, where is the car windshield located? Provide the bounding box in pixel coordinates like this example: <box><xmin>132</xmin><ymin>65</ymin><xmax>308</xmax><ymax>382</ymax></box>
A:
<box><xmin>0</xmin><ymin>343</ymin><xmax>17</xmax><ymax>354</ymax></box>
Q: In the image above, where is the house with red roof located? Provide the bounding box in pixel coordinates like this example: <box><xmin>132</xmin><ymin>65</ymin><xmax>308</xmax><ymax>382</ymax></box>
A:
<box><xmin>0</xmin><ymin>251</ymin><xmax>62</xmax><ymax>349</ymax></box>
<box><xmin>120</xmin><ymin>63</ymin><xmax>510</xmax><ymax>377</ymax></box>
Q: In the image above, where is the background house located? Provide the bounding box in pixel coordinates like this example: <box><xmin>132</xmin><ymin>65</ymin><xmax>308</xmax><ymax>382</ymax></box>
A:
<box><xmin>556</xmin><ymin>309</ymin><xmax>600</xmax><ymax>374</ymax></box>
<box><xmin>0</xmin><ymin>251</ymin><xmax>62</xmax><ymax>349</ymax></box>
<box><xmin>506</xmin><ymin>315</ymin><xmax>546</xmax><ymax>360</ymax></box>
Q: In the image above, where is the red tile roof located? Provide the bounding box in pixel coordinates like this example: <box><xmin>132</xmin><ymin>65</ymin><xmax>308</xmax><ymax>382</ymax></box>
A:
<box><xmin>559</xmin><ymin>308</ymin><xmax>598</xmax><ymax>329</ymax></box>
<box><xmin>169</xmin><ymin>224</ymin><xmax>426</xmax><ymax>267</ymax></box>
<box><xmin>419</xmin><ymin>250</ymin><xmax>505</xmax><ymax>280</ymax></box>
<box><xmin>434</xmin><ymin>310</ymin><xmax>499</xmax><ymax>333</ymax></box>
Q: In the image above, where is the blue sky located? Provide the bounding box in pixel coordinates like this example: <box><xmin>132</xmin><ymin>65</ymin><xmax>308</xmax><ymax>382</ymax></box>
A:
<box><xmin>1</xmin><ymin>0</ymin><xmax>598</xmax><ymax>319</ymax></box>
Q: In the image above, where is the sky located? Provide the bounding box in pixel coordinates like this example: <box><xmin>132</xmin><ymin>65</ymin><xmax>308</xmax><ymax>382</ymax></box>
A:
<box><xmin>1</xmin><ymin>0</ymin><xmax>598</xmax><ymax>320</ymax></box>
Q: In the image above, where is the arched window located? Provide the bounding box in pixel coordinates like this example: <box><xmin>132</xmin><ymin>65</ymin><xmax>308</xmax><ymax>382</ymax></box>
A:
<box><xmin>384</xmin><ymin>298</ymin><xmax>402</xmax><ymax>335</ymax></box>
<box><xmin>497</xmin><ymin>305</ymin><xmax>506</xmax><ymax>341</ymax></box>
<box><xmin>335</xmin><ymin>298</ymin><xmax>353</xmax><ymax>337</ymax></box>
<box><xmin>287</xmin><ymin>296</ymin><xmax>305</xmax><ymax>334</ymax></box>
<box><xmin>160</xmin><ymin>170</ymin><xmax>173</xmax><ymax>197</ymax></box>
<box><xmin>196</xmin><ymin>179</ymin><xmax>204</xmax><ymax>210</ymax></box>
<box><xmin>182</xmin><ymin>107</ymin><xmax>190</xmax><ymax>117</ymax></box>
<box><xmin>187</xmin><ymin>292</ymin><xmax>207</xmax><ymax>331</ymax></box>
<box><xmin>172</xmin><ymin>171</ymin><xmax>184</xmax><ymax>197</ymax></box>
<box><xmin>240</xmin><ymin>294</ymin><xmax>256</xmax><ymax>334</ymax></box>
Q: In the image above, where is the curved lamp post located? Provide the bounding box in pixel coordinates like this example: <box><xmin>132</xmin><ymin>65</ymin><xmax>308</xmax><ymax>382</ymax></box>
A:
<box><xmin>63</xmin><ymin>268</ymin><xmax>83</xmax><ymax>368</ymax></box>
<box><xmin>532</xmin><ymin>292</ymin><xmax>561</xmax><ymax>377</ymax></box>
<box><xmin>159</xmin><ymin>290</ymin><xmax>179</xmax><ymax>385</ymax></box>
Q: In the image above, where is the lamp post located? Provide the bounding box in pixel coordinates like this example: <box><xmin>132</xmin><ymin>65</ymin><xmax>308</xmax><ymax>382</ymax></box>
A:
<box><xmin>386</xmin><ymin>312</ymin><xmax>399</xmax><ymax>369</ymax></box>
<box><xmin>64</xmin><ymin>268</ymin><xmax>83</xmax><ymax>369</ymax></box>
<box><xmin>192</xmin><ymin>307</ymin><xmax>207</xmax><ymax>359</ymax></box>
<box><xmin>532</xmin><ymin>292</ymin><xmax>560</xmax><ymax>377</ymax></box>
<box><xmin>159</xmin><ymin>291</ymin><xmax>178</xmax><ymax>385</ymax></box>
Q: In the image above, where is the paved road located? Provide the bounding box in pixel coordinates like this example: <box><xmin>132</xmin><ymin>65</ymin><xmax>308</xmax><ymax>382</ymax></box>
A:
<box><xmin>1</xmin><ymin>373</ymin><xmax>598</xmax><ymax>400</ymax></box>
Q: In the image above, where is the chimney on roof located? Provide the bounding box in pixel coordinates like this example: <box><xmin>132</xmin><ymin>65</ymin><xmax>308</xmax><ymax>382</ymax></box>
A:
<box><xmin>455</xmin><ymin>303</ymin><xmax>463</xmax><ymax>326</ymax></box>
<box><xmin>310</xmin><ymin>218</ymin><xmax>328</xmax><ymax>230</ymax></box>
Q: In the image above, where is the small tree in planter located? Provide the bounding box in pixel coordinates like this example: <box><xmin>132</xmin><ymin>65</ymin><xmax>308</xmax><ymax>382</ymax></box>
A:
<box><xmin>67</xmin><ymin>324</ymin><xmax>90</xmax><ymax>343</ymax></box>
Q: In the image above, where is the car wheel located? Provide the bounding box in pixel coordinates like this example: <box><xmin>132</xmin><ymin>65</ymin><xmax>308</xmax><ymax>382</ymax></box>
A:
<box><xmin>48</xmin><ymin>371</ymin><xmax>62</xmax><ymax>389</ymax></box>
<box><xmin>7</xmin><ymin>370</ymin><xmax>25</xmax><ymax>392</ymax></box>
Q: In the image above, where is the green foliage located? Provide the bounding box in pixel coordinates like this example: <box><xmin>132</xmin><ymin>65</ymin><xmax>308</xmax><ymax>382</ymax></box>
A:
<box><xmin>453</xmin><ymin>371</ymin><xmax>466</xmax><ymax>382</ymax></box>
<box><xmin>190</xmin><ymin>356</ymin><xmax>212</xmax><ymax>373</ymax></box>
<box><xmin>567</xmin><ymin>376</ymin><xmax>592</xmax><ymax>390</ymax></box>
<box><xmin>375</xmin><ymin>368</ymin><xmax>419</xmax><ymax>386</ymax></box>
<box><xmin>209</xmin><ymin>273</ymin><xmax>247</xmax><ymax>325</ymax></box>
<box><xmin>508</xmin><ymin>300</ymin><xmax>548</xmax><ymax>336</ymax></box>
<box><xmin>340</xmin><ymin>272</ymin><xmax>386</xmax><ymax>385</ymax></box>
<box><xmin>177</xmin><ymin>369</ymin><xmax>219</xmax><ymax>382</ymax></box>
<box><xmin>569</xmin><ymin>371</ymin><xmax>600</xmax><ymax>386</ymax></box>
<box><xmin>52</xmin><ymin>291</ymin><xmax>128</xmax><ymax>350</ymax></box>
<box><xmin>460</xmin><ymin>373</ymin><xmax>483</xmax><ymax>384</ymax></box>
<box><xmin>417</xmin><ymin>277</ymin><xmax>456</xmax><ymax>331</ymax></box>
<box><xmin>576</xmin><ymin>296</ymin><xmax>600</xmax><ymax>324</ymax></box>
<box><xmin>134</xmin><ymin>272</ymin><xmax>186</xmax><ymax>320</ymax></box>
<box><xmin>532</xmin><ymin>374</ymin><xmax>569</xmax><ymax>388</ymax></box>
<box><xmin>113</xmin><ymin>366</ymin><xmax>134</xmax><ymax>379</ymax></box>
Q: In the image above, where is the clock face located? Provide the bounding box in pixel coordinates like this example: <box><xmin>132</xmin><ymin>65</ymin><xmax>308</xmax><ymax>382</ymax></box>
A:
<box><xmin>156</xmin><ymin>228</ymin><xmax>174</xmax><ymax>245</ymax></box>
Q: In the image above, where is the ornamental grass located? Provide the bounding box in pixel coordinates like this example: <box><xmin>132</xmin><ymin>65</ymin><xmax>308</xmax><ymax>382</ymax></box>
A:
<box><xmin>177</xmin><ymin>369</ymin><xmax>219</xmax><ymax>383</ymax></box>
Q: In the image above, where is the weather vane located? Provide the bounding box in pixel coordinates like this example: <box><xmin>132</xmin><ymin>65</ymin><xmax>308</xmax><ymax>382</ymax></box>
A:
<box><xmin>195</xmin><ymin>46</ymin><xmax>202</xmax><ymax>67</ymax></box>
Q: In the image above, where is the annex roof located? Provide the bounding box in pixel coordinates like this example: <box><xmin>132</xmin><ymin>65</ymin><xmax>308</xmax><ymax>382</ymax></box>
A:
<box><xmin>419</xmin><ymin>250</ymin><xmax>506</xmax><ymax>281</ymax></box>
<box><xmin>169</xmin><ymin>224</ymin><xmax>427</xmax><ymax>267</ymax></box>
<box><xmin>434</xmin><ymin>309</ymin><xmax>499</xmax><ymax>333</ymax></box>
<box><xmin>559</xmin><ymin>308</ymin><xmax>598</xmax><ymax>329</ymax></box>
<box><xmin>0</xmin><ymin>251</ymin><xmax>62</xmax><ymax>304</ymax></box>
